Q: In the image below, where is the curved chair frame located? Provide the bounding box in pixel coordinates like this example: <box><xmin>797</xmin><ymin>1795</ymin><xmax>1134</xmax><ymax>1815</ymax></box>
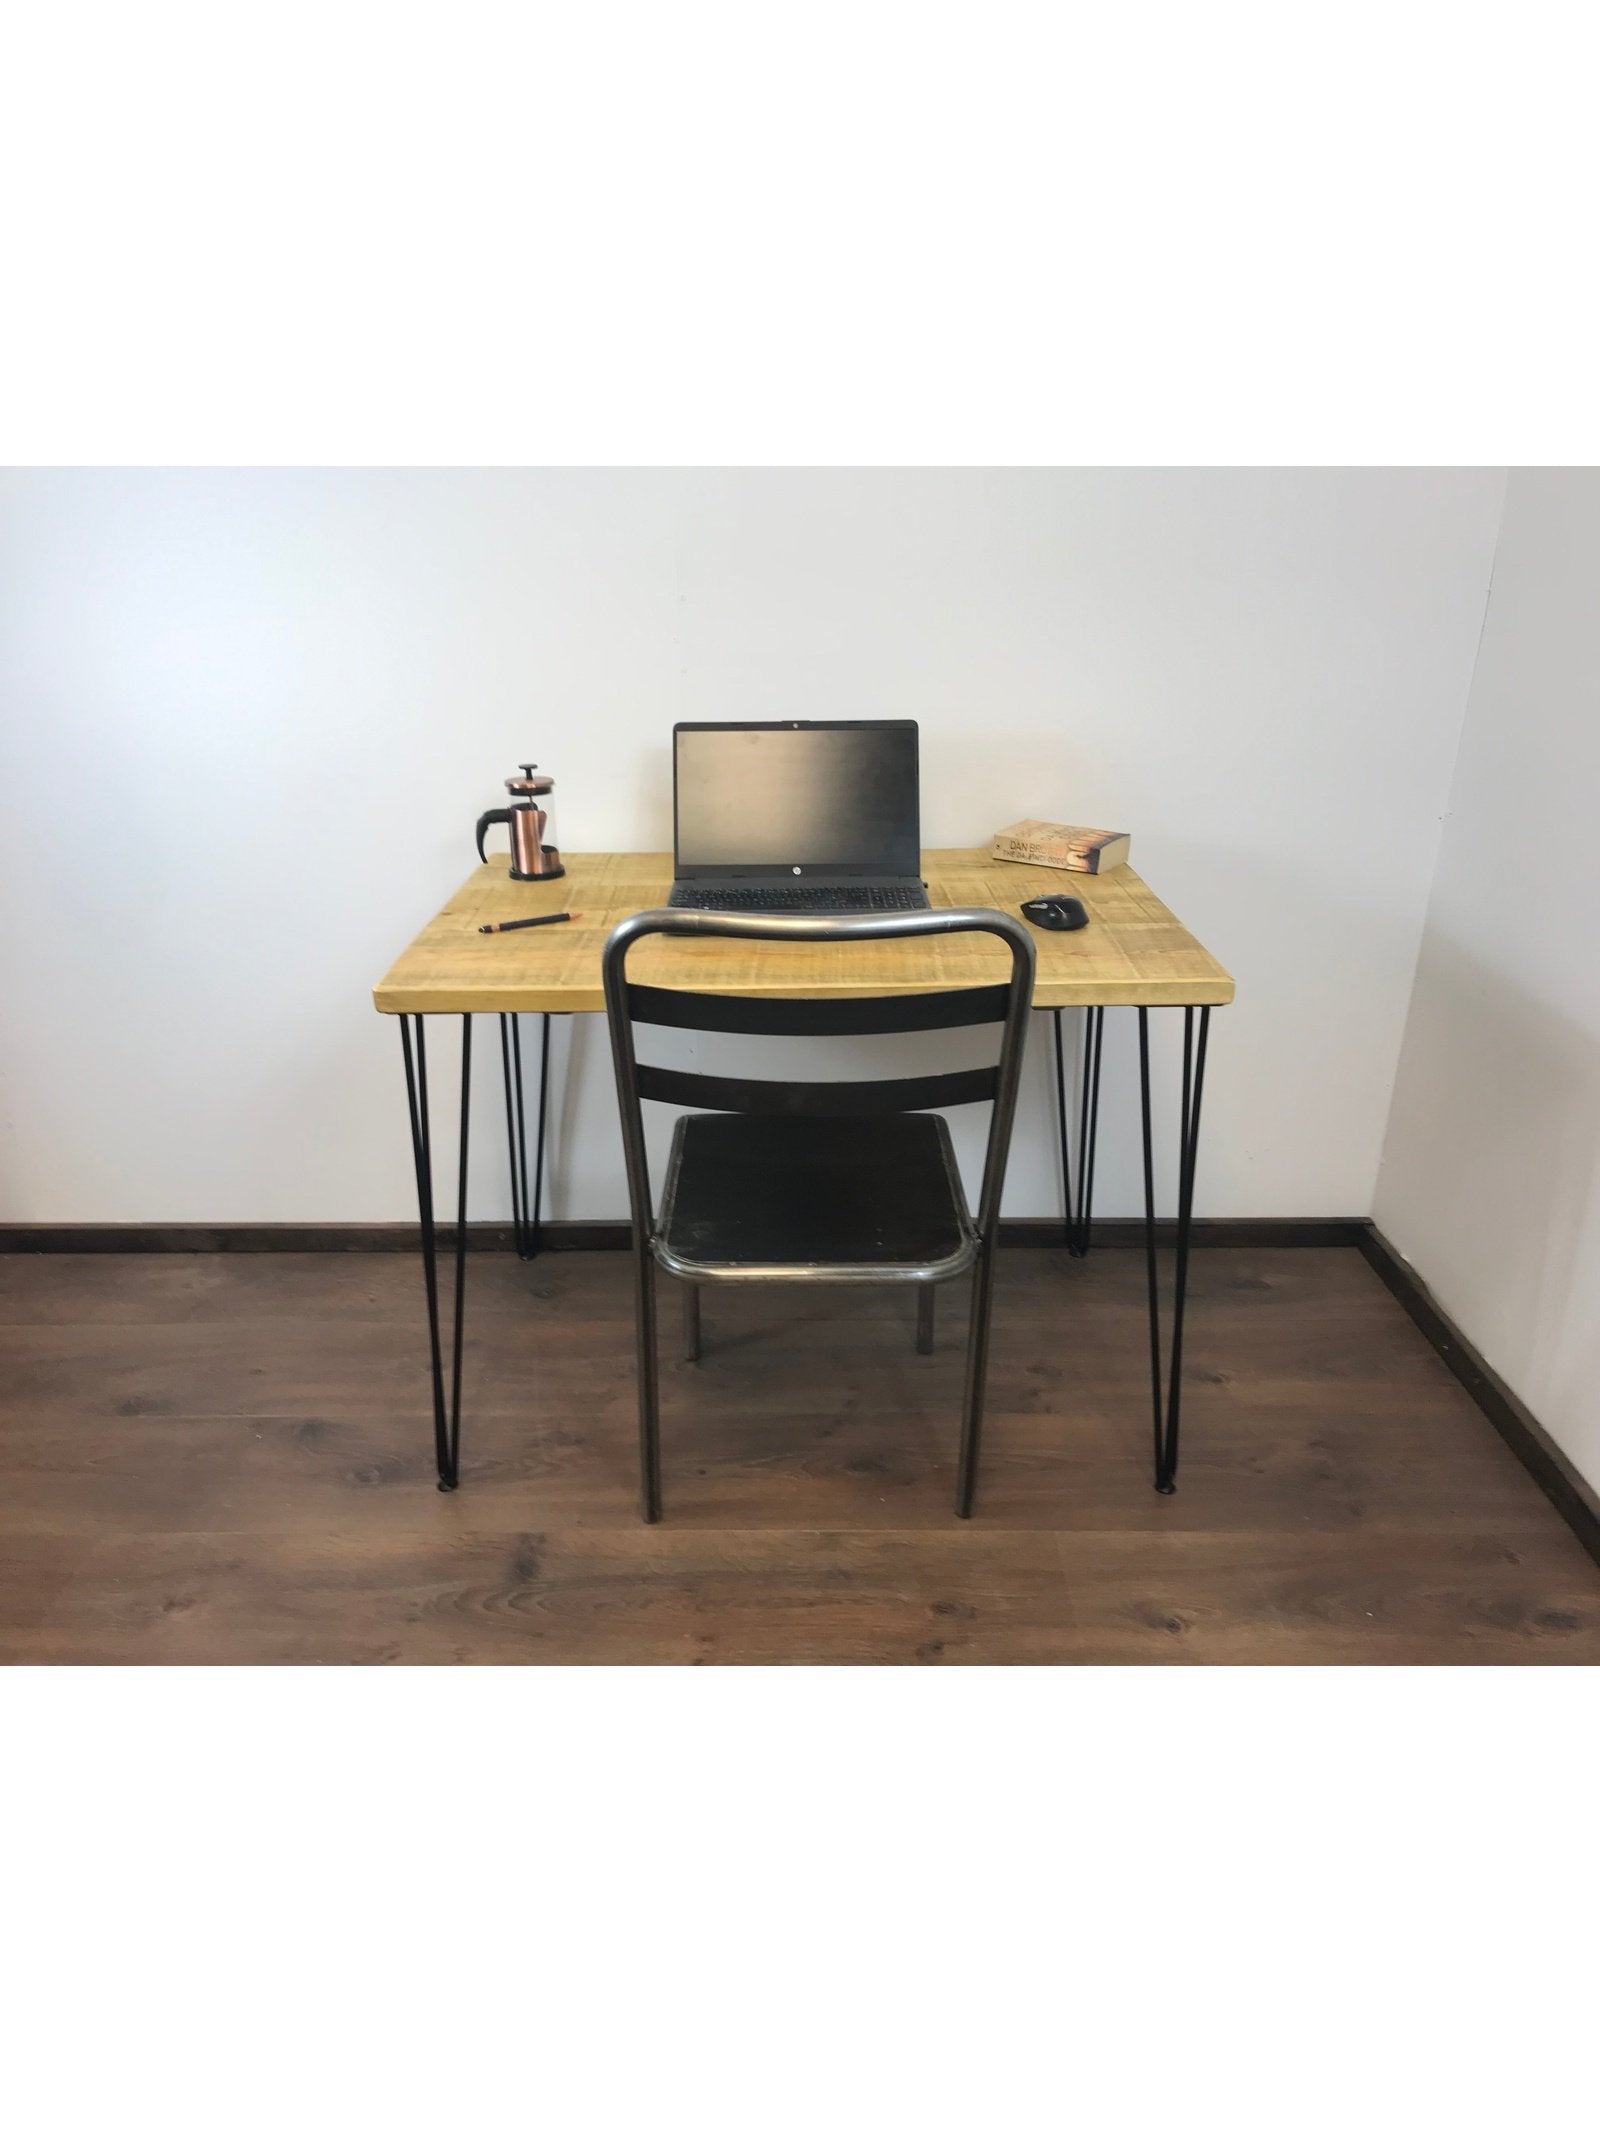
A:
<box><xmin>602</xmin><ymin>906</ymin><xmax>1036</xmax><ymax>1520</ymax></box>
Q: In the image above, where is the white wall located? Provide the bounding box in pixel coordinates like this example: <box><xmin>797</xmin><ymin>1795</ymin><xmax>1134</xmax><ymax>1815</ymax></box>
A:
<box><xmin>0</xmin><ymin>468</ymin><xmax>1503</xmax><ymax>1224</ymax></box>
<box><xmin>1376</xmin><ymin>468</ymin><xmax>1600</xmax><ymax>1490</ymax></box>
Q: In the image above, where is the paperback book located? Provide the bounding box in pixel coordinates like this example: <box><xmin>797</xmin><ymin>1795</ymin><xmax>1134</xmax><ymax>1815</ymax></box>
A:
<box><xmin>991</xmin><ymin>819</ymin><xmax>1131</xmax><ymax>874</ymax></box>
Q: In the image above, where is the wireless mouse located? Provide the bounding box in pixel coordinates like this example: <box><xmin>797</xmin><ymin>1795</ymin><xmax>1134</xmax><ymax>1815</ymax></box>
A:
<box><xmin>1020</xmin><ymin>894</ymin><xmax>1090</xmax><ymax>932</ymax></box>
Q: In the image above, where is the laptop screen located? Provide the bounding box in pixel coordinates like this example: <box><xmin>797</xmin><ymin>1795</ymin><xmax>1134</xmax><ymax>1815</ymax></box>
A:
<box><xmin>673</xmin><ymin>721</ymin><xmax>921</xmax><ymax>879</ymax></box>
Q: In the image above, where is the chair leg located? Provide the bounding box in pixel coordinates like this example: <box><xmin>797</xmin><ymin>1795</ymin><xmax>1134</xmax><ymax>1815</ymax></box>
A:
<box><xmin>955</xmin><ymin>1250</ymin><xmax>997</xmax><ymax>1518</ymax></box>
<box><xmin>916</xmin><ymin>1284</ymin><xmax>935</xmax><ymax>1355</ymax></box>
<box><xmin>682</xmin><ymin>1281</ymin><xmax>701</xmax><ymax>1363</ymax></box>
<box><xmin>635</xmin><ymin>1251</ymin><xmax>662</xmax><ymax>1522</ymax></box>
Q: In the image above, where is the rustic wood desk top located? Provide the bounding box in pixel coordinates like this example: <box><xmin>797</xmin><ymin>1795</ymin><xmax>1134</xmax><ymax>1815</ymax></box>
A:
<box><xmin>372</xmin><ymin>851</ymin><xmax>1234</xmax><ymax>1016</ymax></box>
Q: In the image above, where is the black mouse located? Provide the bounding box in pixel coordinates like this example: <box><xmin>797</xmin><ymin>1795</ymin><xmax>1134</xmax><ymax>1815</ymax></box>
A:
<box><xmin>1020</xmin><ymin>894</ymin><xmax>1090</xmax><ymax>932</ymax></box>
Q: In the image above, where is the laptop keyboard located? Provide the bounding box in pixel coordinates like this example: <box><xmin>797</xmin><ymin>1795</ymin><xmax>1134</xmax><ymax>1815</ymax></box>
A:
<box><xmin>669</xmin><ymin>883</ymin><xmax>928</xmax><ymax>914</ymax></box>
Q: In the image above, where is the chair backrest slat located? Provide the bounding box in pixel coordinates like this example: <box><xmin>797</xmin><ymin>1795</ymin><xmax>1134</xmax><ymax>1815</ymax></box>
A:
<box><xmin>635</xmin><ymin>1063</ymin><xmax>998</xmax><ymax>1117</ymax></box>
<box><xmin>625</xmin><ymin>981</ymin><xmax>1011</xmax><ymax>1036</ymax></box>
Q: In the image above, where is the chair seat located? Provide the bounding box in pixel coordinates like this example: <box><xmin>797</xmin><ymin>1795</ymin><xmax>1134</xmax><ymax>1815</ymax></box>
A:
<box><xmin>652</xmin><ymin>1113</ymin><xmax>976</xmax><ymax>1282</ymax></box>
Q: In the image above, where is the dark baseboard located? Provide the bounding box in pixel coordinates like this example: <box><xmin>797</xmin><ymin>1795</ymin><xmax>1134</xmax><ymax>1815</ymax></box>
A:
<box><xmin>0</xmin><ymin>1222</ymin><xmax>630</xmax><ymax>1254</ymax></box>
<box><xmin>1358</xmin><ymin>1223</ymin><xmax>1600</xmax><ymax>1573</ymax></box>
<box><xmin>999</xmin><ymin>1216</ymin><xmax>1368</xmax><ymax>1250</ymax></box>
<box><xmin>0</xmin><ymin>1216</ymin><xmax>1368</xmax><ymax>1255</ymax></box>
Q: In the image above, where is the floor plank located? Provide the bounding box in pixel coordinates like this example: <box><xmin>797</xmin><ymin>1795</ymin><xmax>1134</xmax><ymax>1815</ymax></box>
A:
<box><xmin>1</xmin><ymin>1247</ymin><xmax>1595</xmax><ymax>1664</ymax></box>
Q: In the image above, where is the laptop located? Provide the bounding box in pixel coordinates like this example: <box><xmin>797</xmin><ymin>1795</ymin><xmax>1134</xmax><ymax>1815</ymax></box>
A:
<box><xmin>667</xmin><ymin>719</ymin><xmax>930</xmax><ymax>913</ymax></box>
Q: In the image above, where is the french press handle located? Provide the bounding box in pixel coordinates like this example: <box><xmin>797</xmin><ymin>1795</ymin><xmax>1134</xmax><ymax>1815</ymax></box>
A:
<box><xmin>476</xmin><ymin>807</ymin><xmax>513</xmax><ymax>862</ymax></box>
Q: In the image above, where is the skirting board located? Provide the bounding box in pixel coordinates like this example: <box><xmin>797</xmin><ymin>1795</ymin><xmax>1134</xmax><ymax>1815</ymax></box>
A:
<box><xmin>2</xmin><ymin>1215</ymin><xmax>1592</xmax><ymax>1570</ymax></box>
<box><xmin>0</xmin><ymin>1217</ymin><xmax>1368</xmax><ymax>1254</ymax></box>
<box><xmin>1357</xmin><ymin>1225</ymin><xmax>1600</xmax><ymax>1574</ymax></box>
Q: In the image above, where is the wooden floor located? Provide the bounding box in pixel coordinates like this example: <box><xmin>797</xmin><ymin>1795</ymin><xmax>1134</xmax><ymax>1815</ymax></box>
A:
<box><xmin>1</xmin><ymin>1245</ymin><xmax>1596</xmax><ymax>1664</ymax></box>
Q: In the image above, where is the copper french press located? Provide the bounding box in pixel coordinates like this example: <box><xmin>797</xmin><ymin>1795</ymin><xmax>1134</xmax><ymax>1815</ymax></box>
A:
<box><xmin>475</xmin><ymin>762</ymin><xmax>564</xmax><ymax>881</ymax></box>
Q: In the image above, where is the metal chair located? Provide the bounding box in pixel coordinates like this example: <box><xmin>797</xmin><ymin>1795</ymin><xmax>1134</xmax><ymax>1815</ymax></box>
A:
<box><xmin>602</xmin><ymin>907</ymin><xmax>1036</xmax><ymax>1521</ymax></box>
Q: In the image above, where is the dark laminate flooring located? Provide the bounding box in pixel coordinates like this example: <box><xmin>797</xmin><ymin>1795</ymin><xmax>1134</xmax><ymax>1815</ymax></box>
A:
<box><xmin>1</xmin><ymin>1247</ymin><xmax>1596</xmax><ymax>1663</ymax></box>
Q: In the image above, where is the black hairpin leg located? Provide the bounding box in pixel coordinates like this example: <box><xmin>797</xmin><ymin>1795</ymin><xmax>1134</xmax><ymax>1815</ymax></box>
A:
<box><xmin>499</xmin><ymin>1011</ymin><xmax>551</xmax><ymax>1259</ymax></box>
<box><xmin>1138</xmin><ymin>1005</ymin><xmax>1211</xmax><ymax>1493</ymax></box>
<box><xmin>400</xmin><ymin>1013</ymin><xmax>472</xmax><ymax>1490</ymax></box>
<box><xmin>1052</xmin><ymin>1005</ymin><xmax>1105</xmax><ymax>1256</ymax></box>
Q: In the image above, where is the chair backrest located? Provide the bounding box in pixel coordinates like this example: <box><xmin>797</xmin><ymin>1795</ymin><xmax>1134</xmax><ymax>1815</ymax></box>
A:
<box><xmin>602</xmin><ymin>906</ymin><xmax>1037</xmax><ymax>1245</ymax></box>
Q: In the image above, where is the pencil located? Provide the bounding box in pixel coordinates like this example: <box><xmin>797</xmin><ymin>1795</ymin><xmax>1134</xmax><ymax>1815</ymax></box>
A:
<box><xmin>478</xmin><ymin>911</ymin><xmax>582</xmax><ymax>935</ymax></box>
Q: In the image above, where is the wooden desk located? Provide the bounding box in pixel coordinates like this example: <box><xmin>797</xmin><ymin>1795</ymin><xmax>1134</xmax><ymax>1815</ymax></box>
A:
<box><xmin>373</xmin><ymin>851</ymin><xmax>1233</xmax><ymax>1499</ymax></box>
<box><xmin>374</xmin><ymin>849</ymin><xmax>1235</xmax><ymax>1016</ymax></box>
